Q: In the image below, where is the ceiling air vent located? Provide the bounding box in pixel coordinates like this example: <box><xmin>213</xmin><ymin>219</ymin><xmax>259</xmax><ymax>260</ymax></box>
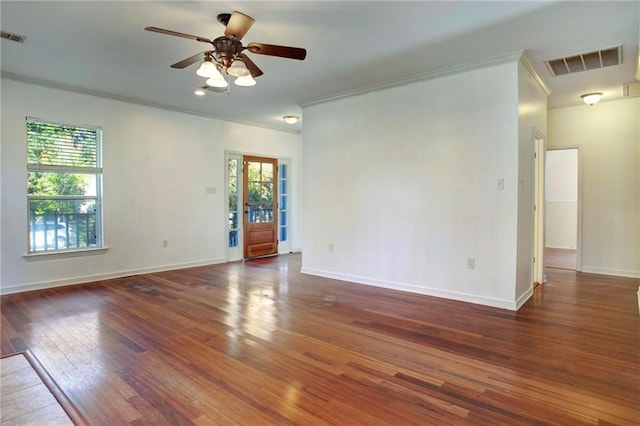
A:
<box><xmin>545</xmin><ymin>46</ymin><xmax>621</xmax><ymax>77</ymax></box>
<box><xmin>1</xmin><ymin>31</ymin><xmax>26</xmax><ymax>43</ymax></box>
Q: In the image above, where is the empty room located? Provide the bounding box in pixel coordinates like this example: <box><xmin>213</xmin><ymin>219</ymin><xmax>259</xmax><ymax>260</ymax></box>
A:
<box><xmin>1</xmin><ymin>1</ymin><xmax>639</xmax><ymax>424</ymax></box>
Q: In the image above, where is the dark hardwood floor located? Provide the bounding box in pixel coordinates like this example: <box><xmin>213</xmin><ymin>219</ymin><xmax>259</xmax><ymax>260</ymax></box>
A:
<box><xmin>1</xmin><ymin>254</ymin><xmax>638</xmax><ymax>425</ymax></box>
<box><xmin>545</xmin><ymin>247</ymin><xmax>577</xmax><ymax>270</ymax></box>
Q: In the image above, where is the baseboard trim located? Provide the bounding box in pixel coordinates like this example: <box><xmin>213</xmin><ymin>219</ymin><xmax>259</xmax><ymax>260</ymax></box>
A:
<box><xmin>580</xmin><ymin>266</ymin><xmax>640</xmax><ymax>279</ymax></box>
<box><xmin>0</xmin><ymin>257</ymin><xmax>227</xmax><ymax>295</ymax></box>
<box><xmin>516</xmin><ymin>287</ymin><xmax>534</xmax><ymax>310</ymax></box>
<box><xmin>301</xmin><ymin>266</ymin><xmax>517</xmax><ymax>310</ymax></box>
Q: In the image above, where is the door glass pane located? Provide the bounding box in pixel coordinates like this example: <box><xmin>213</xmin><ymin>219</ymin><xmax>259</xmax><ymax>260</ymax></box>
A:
<box><xmin>262</xmin><ymin>163</ymin><xmax>273</xmax><ymax>182</ymax></box>
<box><xmin>261</xmin><ymin>183</ymin><xmax>273</xmax><ymax>202</ymax></box>
<box><xmin>248</xmin><ymin>161</ymin><xmax>261</xmax><ymax>182</ymax></box>
<box><xmin>228</xmin><ymin>158</ymin><xmax>240</xmax><ymax>248</ymax></box>
<box><xmin>228</xmin><ymin>159</ymin><xmax>237</xmax><ymax>177</ymax></box>
<box><xmin>279</xmin><ymin>163</ymin><xmax>288</xmax><ymax>242</ymax></box>
<box><xmin>248</xmin><ymin>182</ymin><xmax>261</xmax><ymax>203</ymax></box>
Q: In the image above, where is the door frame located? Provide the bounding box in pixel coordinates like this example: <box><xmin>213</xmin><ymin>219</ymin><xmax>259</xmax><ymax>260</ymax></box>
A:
<box><xmin>533</xmin><ymin>132</ymin><xmax>546</xmax><ymax>287</ymax></box>
<box><xmin>225</xmin><ymin>151</ymin><xmax>294</xmax><ymax>261</ymax></box>
<box><xmin>545</xmin><ymin>146</ymin><xmax>582</xmax><ymax>272</ymax></box>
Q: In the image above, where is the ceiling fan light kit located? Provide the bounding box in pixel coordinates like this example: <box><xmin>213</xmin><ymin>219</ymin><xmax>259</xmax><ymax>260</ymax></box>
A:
<box><xmin>227</xmin><ymin>58</ymin><xmax>250</xmax><ymax>77</ymax></box>
<box><xmin>145</xmin><ymin>10</ymin><xmax>306</xmax><ymax>96</ymax></box>
<box><xmin>235</xmin><ymin>75</ymin><xmax>256</xmax><ymax>87</ymax></box>
<box><xmin>206</xmin><ymin>75</ymin><xmax>228</xmax><ymax>88</ymax></box>
<box><xmin>196</xmin><ymin>58</ymin><xmax>219</xmax><ymax>78</ymax></box>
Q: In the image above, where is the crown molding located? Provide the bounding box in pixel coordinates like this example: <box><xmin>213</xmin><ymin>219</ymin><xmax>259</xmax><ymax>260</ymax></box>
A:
<box><xmin>0</xmin><ymin>71</ymin><xmax>301</xmax><ymax>135</ymax></box>
<box><xmin>519</xmin><ymin>51</ymin><xmax>551</xmax><ymax>96</ymax></box>
<box><xmin>299</xmin><ymin>50</ymin><xmax>527</xmax><ymax>108</ymax></box>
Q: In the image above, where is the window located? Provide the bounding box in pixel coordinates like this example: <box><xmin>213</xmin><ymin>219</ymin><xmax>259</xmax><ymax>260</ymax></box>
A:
<box><xmin>27</xmin><ymin>118</ymin><xmax>103</xmax><ymax>253</ymax></box>
<box><xmin>228</xmin><ymin>157</ymin><xmax>240</xmax><ymax>248</ymax></box>
<box><xmin>278</xmin><ymin>162</ymin><xmax>288</xmax><ymax>243</ymax></box>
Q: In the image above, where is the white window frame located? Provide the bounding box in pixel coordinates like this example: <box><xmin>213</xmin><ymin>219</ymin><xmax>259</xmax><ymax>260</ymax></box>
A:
<box><xmin>278</xmin><ymin>159</ymin><xmax>291</xmax><ymax>254</ymax></box>
<box><xmin>25</xmin><ymin>117</ymin><xmax>104</xmax><ymax>257</ymax></box>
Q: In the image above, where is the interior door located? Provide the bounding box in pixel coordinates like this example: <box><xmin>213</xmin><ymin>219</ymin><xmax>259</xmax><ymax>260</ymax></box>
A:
<box><xmin>243</xmin><ymin>156</ymin><xmax>278</xmax><ymax>258</ymax></box>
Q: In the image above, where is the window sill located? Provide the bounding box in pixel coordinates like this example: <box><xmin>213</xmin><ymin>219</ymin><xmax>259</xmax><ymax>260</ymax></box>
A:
<box><xmin>23</xmin><ymin>247</ymin><xmax>109</xmax><ymax>261</ymax></box>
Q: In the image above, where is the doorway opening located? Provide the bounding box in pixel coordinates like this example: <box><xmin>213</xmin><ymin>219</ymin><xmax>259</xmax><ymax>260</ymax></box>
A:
<box><xmin>544</xmin><ymin>148</ymin><xmax>579</xmax><ymax>271</ymax></box>
<box><xmin>226</xmin><ymin>153</ymin><xmax>291</xmax><ymax>261</ymax></box>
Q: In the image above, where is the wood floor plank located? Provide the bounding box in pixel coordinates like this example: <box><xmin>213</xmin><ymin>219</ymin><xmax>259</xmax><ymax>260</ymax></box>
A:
<box><xmin>1</xmin><ymin>254</ymin><xmax>638</xmax><ymax>424</ymax></box>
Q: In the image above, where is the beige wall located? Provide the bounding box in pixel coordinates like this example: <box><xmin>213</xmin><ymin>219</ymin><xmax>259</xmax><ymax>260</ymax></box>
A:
<box><xmin>548</xmin><ymin>97</ymin><xmax>639</xmax><ymax>277</ymax></box>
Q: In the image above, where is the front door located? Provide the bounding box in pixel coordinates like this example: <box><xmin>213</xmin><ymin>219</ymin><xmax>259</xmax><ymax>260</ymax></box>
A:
<box><xmin>243</xmin><ymin>156</ymin><xmax>278</xmax><ymax>258</ymax></box>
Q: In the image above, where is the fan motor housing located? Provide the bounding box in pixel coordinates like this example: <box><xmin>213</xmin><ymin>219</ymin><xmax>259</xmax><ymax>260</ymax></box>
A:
<box><xmin>213</xmin><ymin>36</ymin><xmax>243</xmax><ymax>67</ymax></box>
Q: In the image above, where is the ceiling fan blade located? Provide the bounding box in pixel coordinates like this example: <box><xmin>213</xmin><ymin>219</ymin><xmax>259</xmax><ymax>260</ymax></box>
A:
<box><xmin>171</xmin><ymin>51</ymin><xmax>211</xmax><ymax>69</ymax></box>
<box><xmin>224</xmin><ymin>11</ymin><xmax>255</xmax><ymax>40</ymax></box>
<box><xmin>246</xmin><ymin>43</ymin><xmax>306</xmax><ymax>60</ymax></box>
<box><xmin>145</xmin><ymin>26</ymin><xmax>212</xmax><ymax>44</ymax></box>
<box><xmin>240</xmin><ymin>53</ymin><xmax>264</xmax><ymax>78</ymax></box>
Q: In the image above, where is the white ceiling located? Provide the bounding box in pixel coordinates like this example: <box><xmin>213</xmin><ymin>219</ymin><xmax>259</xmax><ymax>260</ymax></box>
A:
<box><xmin>2</xmin><ymin>1</ymin><xmax>638</xmax><ymax>133</ymax></box>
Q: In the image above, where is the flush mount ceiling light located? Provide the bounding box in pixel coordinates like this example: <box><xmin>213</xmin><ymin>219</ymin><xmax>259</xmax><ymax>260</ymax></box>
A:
<box><xmin>581</xmin><ymin>92</ymin><xmax>603</xmax><ymax>106</ymax></box>
<box><xmin>283</xmin><ymin>115</ymin><xmax>300</xmax><ymax>125</ymax></box>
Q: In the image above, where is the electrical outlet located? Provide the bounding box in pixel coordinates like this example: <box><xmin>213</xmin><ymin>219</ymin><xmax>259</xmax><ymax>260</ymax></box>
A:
<box><xmin>497</xmin><ymin>178</ymin><xmax>504</xmax><ymax>190</ymax></box>
<box><xmin>467</xmin><ymin>258</ymin><xmax>475</xmax><ymax>269</ymax></box>
<box><xmin>163</xmin><ymin>240</ymin><xmax>168</xmax><ymax>248</ymax></box>
<box><xmin>329</xmin><ymin>244</ymin><xmax>334</xmax><ymax>253</ymax></box>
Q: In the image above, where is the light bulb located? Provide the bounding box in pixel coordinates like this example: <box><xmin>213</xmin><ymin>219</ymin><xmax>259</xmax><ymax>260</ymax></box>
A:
<box><xmin>196</xmin><ymin>60</ymin><xmax>219</xmax><ymax>78</ymax></box>
<box><xmin>235</xmin><ymin>75</ymin><xmax>256</xmax><ymax>87</ymax></box>
<box><xmin>194</xmin><ymin>89</ymin><xmax>206</xmax><ymax>96</ymax></box>
<box><xmin>206</xmin><ymin>75</ymin><xmax>228</xmax><ymax>88</ymax></box>
<box><xmin>227</xmin><ymin>59</ymin><xmax>250</xmax><ymax>77</ymax></box>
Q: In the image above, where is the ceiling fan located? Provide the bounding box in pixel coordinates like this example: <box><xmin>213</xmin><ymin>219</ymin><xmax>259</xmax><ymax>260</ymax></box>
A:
<box><xmin>145</xmin><ymin>11</ymin><xmax>306</xmax><ymax>90</ymax></box>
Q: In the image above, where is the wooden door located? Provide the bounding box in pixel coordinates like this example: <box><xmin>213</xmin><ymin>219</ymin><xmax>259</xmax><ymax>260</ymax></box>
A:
<box><xmin>243</xmin><ymin>156</ymin><xmax>278</xmax><ymax>258</ymax></box>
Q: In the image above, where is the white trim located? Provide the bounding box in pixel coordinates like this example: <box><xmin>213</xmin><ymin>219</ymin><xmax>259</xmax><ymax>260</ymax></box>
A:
<box><xmin>4</xmin><ymin>72</ymin><xmax>300</xmax><ymax>135</ymax></box>
<box><xmin>580</xmin><ymin>267</ymin><xmax>640</xmax><ymax>279</ymax></box>
<box><xmin>1</xmin><ymin>257</ymin><xmax>227</xmax><ymax>295</ymax></box>
<box><xmin>516</xmin><ymin>287</ymin><xmax>534</xmax><ymax>310</ymax></box>
<box><xmin>545</xmin><ymin>244</ymin><xmax>577</xmax><ymax>250</ymax></box>
<box><xmin>24</xmin><ymin>247</ymin><xmax>108</xmax><ymax>261</ymax></box>
<box><xmin>301</xmin><ymin>267</ymin><xmax>518</xmax><ymax>311</ymax></box>
<box><xmin>300</xmin><ymin>50</ymin><xmax>525</xmax><ymax>107</ymax></box>
<box><xmin>520</xmin><ymin>52</ymin><xmax>551</xmax><ymax>96</ymax></box>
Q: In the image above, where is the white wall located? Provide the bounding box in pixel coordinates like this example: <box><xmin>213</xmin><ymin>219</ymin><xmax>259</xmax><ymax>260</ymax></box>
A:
<box><xmin>515</xmin><ymin>59</ymin><xmax>548</xmax><ymax>304</ymax></box>
<box><xmin>548</xmin><ymin>98</ymin><xmax>639</xmax><ymax>278</ymax></box>
<box><xmin>0</xmin><ymin>78</ymin><xmax>301</xmax><ymax>293</ymax></box>
<box><xmin>545</xmin><ymin>149</ymin><xmax>578</xmax><ymax>249</ymax></box>
<box><xmin>301</xmin><ymin>61</ymin><xmax>527</xmax><ymax>309</ymax></box>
